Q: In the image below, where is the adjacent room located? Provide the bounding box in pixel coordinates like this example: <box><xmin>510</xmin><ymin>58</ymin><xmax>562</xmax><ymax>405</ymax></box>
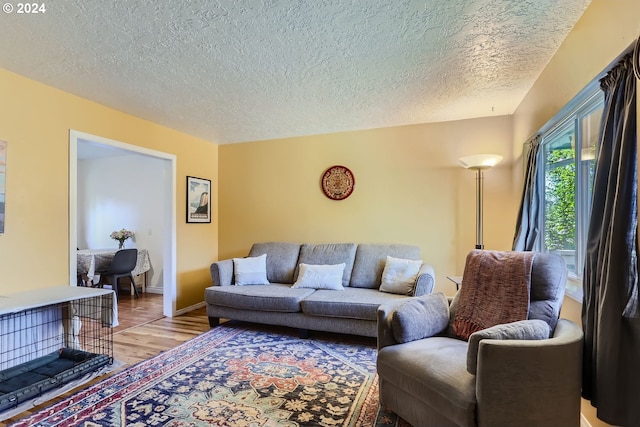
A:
<box><xmin>0</xmin><ymin>1</ymin><xmax>639</xmax><ymax>426</ymax></box>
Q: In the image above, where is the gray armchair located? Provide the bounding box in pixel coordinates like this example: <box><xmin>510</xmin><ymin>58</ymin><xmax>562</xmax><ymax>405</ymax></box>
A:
<box><xmin>377</xmin><ymin>252</ymin><xmax>584</xmax><ymax>427</ymax></box>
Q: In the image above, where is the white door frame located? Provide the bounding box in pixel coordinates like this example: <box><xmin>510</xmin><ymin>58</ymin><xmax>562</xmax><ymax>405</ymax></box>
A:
<box><xmin>69</xmin><ymin>130</ymin><xmax>177</xmax><ymax>317</ymax></box>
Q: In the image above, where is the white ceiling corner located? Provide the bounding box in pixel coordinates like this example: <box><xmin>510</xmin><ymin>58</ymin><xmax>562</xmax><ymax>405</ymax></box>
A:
<box><xmin>0</xmin><ymin>0</ymin><xmax>592</xmax><ymax>144</ymax></box>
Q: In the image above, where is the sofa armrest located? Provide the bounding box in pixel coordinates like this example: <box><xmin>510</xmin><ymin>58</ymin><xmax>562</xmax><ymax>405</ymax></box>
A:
<box><xmin>210</xmin><ymin>259</ymin><xmax>234</xmax><ymax>287</ymax></box>
<box><xmin>412</xmin><ymin>263</ymin><xmax>435</xmax><ymax>296</ymax></box>
<box><xmin>377</xmin><ymin>299</ymin><xmax>408</xmax><ymax>350</ymax></box>
<box><xmin>475</xmin><ymin>318</ymin><xmax>583</xmax><ymax>427</ymax></box>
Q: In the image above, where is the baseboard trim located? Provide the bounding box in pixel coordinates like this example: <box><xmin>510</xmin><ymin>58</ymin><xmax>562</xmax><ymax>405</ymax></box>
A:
<box><xmin>581</xmin><ymin>412</ymin><xmax>592</xmax><ymax>427</ymax></box>
<box><xmin>175</xmin><ymin>301</ymin><xmax>206</xmax><ymax>316</ymax></box>
<box><xmin>144</xmin><ymin>286</ymin><xmax>163</xmax><ymax>294</ymax></box>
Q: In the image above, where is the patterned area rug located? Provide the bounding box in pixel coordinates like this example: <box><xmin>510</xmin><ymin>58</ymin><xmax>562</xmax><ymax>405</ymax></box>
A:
<box><xmin>11</xmin><ymin>322</ymin><xmax>411</xmax><ymax>426</ymax></box>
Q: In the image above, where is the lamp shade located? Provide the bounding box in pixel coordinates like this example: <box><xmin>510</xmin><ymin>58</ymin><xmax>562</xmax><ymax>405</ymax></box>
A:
<box><xmin>458</xmin><ymin>154</ymin><xmax>503</xmax><ymax>170</ymax></box>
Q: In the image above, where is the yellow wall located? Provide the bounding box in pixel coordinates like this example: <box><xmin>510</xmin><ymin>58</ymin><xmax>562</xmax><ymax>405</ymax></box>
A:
<box><xmin>2</xmin><ymin>0</ymin><xmax>638</xmax><ymax>421</ymax></box>
<box><xmin>0</xmin><ymin>68</ymin><xmax>218</xmax><ymax>310</ymax></box>
<box><xmin>513</xmin><ymin>1</ymin><xmax>640</xmax><ymax>426</ymax></box>
<box><xmin>219</xmin><ymin>115</ymin><xmax>517</xmax><ymax>294</ymax></box>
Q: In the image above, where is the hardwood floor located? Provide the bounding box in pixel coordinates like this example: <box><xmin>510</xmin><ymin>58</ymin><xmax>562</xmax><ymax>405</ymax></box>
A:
<box><xmin>0</xmin><ymin>292</ymin><xmax>212</xmax><ymax>426</ymax></box>
<box><xmin>112</xmin><ymin>293</ymin><xmax>211</xmax><ymax>365</ymax></box>
<box><xmin>113</xmin><ymin>290</ymin><xmax>165</xmax><ymax>333</ymax></box>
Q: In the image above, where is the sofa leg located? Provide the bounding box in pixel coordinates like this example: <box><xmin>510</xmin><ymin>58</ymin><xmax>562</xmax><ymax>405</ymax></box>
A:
<box><xmin>298</xmin><ymin>329</ymin><xmax>310</xmax><ymax>339</ymax></box>
<box><xmin>208</xmin><ymin>317</ymin><xmax>220</xmax><ymax>327</ymax></box>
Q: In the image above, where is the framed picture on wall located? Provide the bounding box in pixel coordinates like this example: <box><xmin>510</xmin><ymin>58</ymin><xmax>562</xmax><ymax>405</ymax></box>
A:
<box><xmin>186</xmin><ymin>176</ymin><xmax>211</xmax><ymax>223</ymax></box>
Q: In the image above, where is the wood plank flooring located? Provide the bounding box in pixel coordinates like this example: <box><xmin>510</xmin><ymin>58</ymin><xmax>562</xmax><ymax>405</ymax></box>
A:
<box><xmin>1</xmin><ymin>292</ymin><xmax>212</xmax><ymax>426</ymax></box>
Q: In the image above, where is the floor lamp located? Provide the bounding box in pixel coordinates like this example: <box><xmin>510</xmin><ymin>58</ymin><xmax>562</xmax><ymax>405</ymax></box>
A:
<box><xmin>458</xmin><ymin>154</ymin><xmax>503</xmax><ymax>249</ymax></box>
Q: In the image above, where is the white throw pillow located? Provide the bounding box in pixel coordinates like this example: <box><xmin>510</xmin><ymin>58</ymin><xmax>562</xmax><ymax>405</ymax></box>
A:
<box><xmin>233</xmin><ymin>254</ymin><xmax>270</xmax><ymax>285</ymax></box>
<box><xmin>379</xmin><ymin>256</ymin><xmax>423</xmax><ymax>295</ymax></box>
<box><xmin>292</xmin><ymin>263</ymin><xmax>346</xmax><ymax>290</ymax></box>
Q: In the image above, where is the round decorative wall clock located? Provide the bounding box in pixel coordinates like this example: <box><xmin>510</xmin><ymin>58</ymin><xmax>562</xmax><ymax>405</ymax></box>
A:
<box><xmin>321</xmin><ymin>165</ymin><xmax>355</xmax><ymax>200</ymax></box>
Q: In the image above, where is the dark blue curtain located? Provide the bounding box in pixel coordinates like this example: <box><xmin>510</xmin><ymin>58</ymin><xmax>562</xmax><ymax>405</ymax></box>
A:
<box><xmin>512</xmin><ymin>135</ymin><xmax>541</xmax><ymax>251</ymax></box>
<box><xmin>582</xmin><ymin>53</ymin><xmax>639</xmax><ymax>426</ymax></box>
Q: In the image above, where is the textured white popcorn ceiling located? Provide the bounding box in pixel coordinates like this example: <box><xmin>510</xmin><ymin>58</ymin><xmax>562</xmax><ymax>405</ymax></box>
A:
<box><xmin>0</xmin><ymin>0</ymin><xmax>591</xmax><ymax>144</ymax></box>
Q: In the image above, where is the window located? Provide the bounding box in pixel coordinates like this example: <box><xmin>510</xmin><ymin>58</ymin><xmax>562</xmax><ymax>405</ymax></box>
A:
<box><xmin>539</xmin><ymin>92</ymin><xmax>603</xmax><ymax>298</ymax></box>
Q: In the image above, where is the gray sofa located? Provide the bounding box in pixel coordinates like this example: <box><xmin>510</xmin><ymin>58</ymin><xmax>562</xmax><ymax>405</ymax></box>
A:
<box><xmin>206</xmin><ymin>242</ymin><xmax>435</xmax><ymax>337</ymax></box>
<box><xmin>377</xmin><ymin>252</ymin><xmax>584</xmax><ymax>427</ymax></box>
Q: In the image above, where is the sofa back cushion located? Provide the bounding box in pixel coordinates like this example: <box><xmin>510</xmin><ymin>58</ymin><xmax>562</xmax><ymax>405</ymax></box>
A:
<box><xmin>295</xmin><ymin>243</ymin><xmax>357</xmax><ymax>288</ymax></box>
<box><xmin>528</xmin><ymin>252</ymin><xmax>566</xmax><ymax>332</ymax></box>
<box><xmin>350</xmin><ymin>244</ymin><xmax>421</xmax><ymax>289</ymax></box>
<box><xmin>248</xmin><ymin>242</ymin><xmax>301</xmax><ymax>284</ymax></box>
<box><xmin>444</xmin><ymin>252</ymin><xmax>567</xmax><ymax>337</ymax></box>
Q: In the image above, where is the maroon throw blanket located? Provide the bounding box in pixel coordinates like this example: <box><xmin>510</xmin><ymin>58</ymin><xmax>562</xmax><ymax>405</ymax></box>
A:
<box><xmin>453</xmin><ymin>250</ymin><xmax>535</xmax><ymax>340</ymax></box>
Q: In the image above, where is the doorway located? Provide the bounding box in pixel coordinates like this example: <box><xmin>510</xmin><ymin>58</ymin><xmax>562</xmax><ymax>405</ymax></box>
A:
<box><xmin>68</xmin><ymin>130</ymin><xmax>177</xmax><ymax>317</ymax></box>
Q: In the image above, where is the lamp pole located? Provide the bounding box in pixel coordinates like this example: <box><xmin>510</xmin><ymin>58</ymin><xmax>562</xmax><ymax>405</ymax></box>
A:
<box><xmin>475</xmin><ymin>168</ymin><xmax>484</xmax><ymax>250</ymax></box>
<box><xmin>458</xmin><ymin>154</ymin><xmax>503</xmax><ymax>251</ymax></box>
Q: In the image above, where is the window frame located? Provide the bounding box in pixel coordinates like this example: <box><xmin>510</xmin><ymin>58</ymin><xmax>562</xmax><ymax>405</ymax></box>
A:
<box><xmin>536</xmin><ymin>89</ymin><xmax>604</xmax><ymax>301</ymax></box>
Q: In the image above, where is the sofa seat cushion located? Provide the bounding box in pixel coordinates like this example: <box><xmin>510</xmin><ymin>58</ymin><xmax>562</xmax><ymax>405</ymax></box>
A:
<box><xmin>377</xmin><ymin>337</ymin><xmax>476</xmax><ymax>427</ymax></box>
<box><xmin>205</xmin><ymin>283</ymin><xmax>315</xmax><ymax>313</ymax></box>
<box><xmin>301</xmin><ymin>288</ymin><xmax>408</xmax><ymax>321</ymax></box>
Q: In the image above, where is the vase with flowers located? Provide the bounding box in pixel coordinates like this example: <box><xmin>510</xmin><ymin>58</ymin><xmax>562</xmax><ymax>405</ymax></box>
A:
<box><xmin>110</xmin><ymin>228</ymin><xmax>133</xmax><ymax>249</ymax></box>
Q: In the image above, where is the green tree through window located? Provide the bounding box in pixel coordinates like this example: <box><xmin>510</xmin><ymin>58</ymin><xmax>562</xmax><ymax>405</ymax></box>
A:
<box><xmin>545</xmin><ymin>148</ymin><xmax>576</xmax><ymax>252</ymax></box>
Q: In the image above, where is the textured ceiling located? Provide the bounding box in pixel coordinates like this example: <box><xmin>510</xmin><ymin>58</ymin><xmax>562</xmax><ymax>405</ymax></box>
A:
<box><xmin>0</xmin><ymin>0</ymin><xmax>591</xmax><ymax>144</ymax></box>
